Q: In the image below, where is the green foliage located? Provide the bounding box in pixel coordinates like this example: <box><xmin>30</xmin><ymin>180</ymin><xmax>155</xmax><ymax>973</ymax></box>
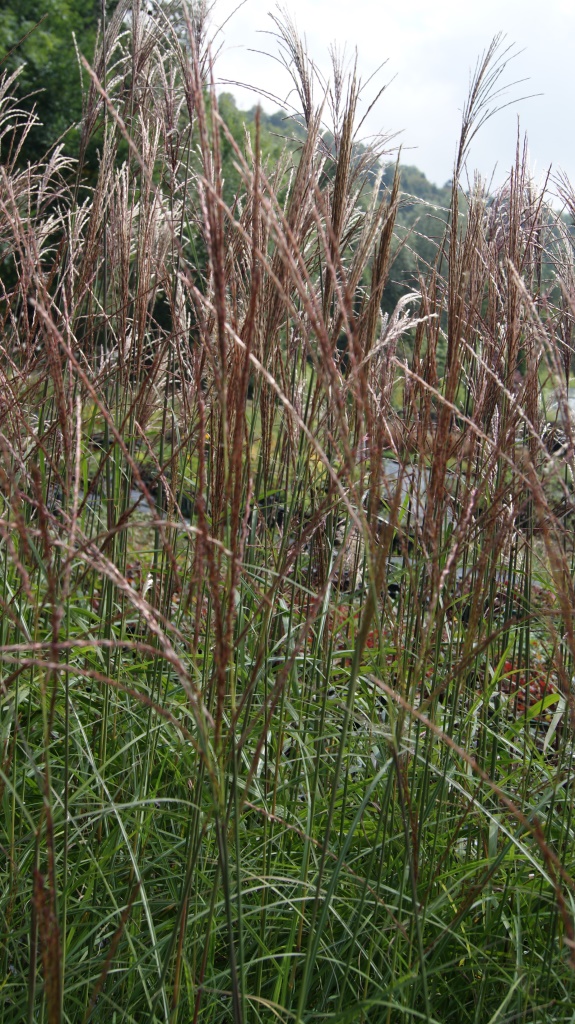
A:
<box><xmin>0</xmin><ymin>0</ymin><xmax>109</xmax><ymax>162</ymax></box>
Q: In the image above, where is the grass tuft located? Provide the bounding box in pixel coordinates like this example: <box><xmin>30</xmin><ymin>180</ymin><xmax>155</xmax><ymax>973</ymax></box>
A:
<box><xmin>1</xmin><ymin>6</ymin><xmax>575</xmax><ymax>1022</ymax></box>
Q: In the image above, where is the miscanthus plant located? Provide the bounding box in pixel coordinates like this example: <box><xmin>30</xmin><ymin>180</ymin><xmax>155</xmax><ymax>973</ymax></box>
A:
<box><xmin>1</xmin><ymin>4</ymin><xmax>575</xmax><ymax>1022</ymax></box>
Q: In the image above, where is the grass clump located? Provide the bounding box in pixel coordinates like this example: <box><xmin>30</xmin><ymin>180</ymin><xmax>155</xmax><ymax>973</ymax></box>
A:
<box><xmin>1</xmin><ymin>6</ymin><xmax>575</xmax><ymax>1022</ymax></box>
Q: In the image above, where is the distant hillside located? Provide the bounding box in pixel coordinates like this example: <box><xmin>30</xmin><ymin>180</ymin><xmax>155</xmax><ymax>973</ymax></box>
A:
<box><xmin>379</xmin><ymin>164</ymin><xmax>453</xmax><ymax>310</ymax></box>
<box><xmin>218</xmin><ymin>93</ymin><xmax>454</xmax><ymax>312</ymax></box>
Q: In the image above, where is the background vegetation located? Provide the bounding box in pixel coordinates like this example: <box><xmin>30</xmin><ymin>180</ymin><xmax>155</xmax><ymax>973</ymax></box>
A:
<box><xmin>0</xmin><ymin>0</ymin><xmax>106</xmax><ymax>163</ymax></box>
<box><xmin>1</xmin><ymin>4</ymin><xmax>575</xmax><ymax>1023</ymax></box>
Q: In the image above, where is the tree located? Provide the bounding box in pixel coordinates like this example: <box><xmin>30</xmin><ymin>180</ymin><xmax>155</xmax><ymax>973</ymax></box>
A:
<box><xmin>0</xmin><ymin>1</ymin><xmax>108</xmax><ymax>163</ymax></box>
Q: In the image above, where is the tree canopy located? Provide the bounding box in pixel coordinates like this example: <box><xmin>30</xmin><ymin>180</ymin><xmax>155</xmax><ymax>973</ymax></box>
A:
<box><xmin>0</xmin><ymin>0</ymin><xmax>107</xmax><ymax>162</ymax></box>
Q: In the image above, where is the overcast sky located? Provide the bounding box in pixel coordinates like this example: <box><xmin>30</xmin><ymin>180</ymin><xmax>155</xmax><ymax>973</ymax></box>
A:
<box><xmin>209</xmin><ymin>0</ymin><xmax>573</xmax><ymax>190</ymax></box>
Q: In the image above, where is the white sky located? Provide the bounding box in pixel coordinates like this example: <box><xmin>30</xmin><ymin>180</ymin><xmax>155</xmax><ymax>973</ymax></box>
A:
<box><xmin>208</xmin><ymin>0</ymin><xmax>573</xmax><ymax>190</ymax></box>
